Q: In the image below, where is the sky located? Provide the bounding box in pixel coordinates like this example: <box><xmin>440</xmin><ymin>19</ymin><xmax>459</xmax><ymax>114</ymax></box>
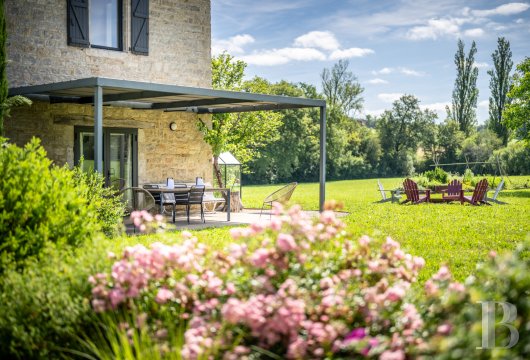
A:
<box><xmin>211</xmin><ymin>0</ymin><xmax>530</xmax><ymax>123</ymax></box>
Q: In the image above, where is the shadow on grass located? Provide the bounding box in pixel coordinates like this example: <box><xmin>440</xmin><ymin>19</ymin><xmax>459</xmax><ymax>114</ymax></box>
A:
<box><xmin>501</xmin><ymin>190</ymin><xmax>530</xmax><ymax>199</ymax></box>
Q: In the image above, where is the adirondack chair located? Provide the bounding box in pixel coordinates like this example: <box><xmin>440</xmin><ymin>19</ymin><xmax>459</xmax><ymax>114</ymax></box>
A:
<box><xmin>462</xmin><ymin>179</ymin><xmax>490</xmax><ymax>205</ymax></box>
<box><xmin>376</xmin><ymin>180</ymin><xmax>401</xmax><ymax>203</ymax></box>
<box><xmin>441</xmin><ymin>179</ymin><xmax>462</xmax><ymax>202</ymax></box>
<box><xmin>402</xmin><ymin>178</ymin><xmax>430</xmax><ymax>204</ymax></box>
<box><xmin>484</xmin><ymin>179</ymin><xmax>507</xmax><ymax>205</ymax></box>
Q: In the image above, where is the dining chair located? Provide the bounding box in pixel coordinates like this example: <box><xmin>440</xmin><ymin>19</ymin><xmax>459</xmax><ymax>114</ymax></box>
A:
<box><xmin>143</xmin><ymin>184</ymin><xmax>178</xmax><ymax>222</ymax></box>
<box><xmin>187</xmin><ymin>185</ymin><xmax>205</xmax><ymax>223</ymax></box>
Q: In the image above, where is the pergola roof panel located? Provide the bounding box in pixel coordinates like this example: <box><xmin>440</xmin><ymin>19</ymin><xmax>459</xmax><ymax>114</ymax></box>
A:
<box><xmin>9</xmin><ymin>77</ymin><xmax>325</xmax><ymax>113</ymax></box>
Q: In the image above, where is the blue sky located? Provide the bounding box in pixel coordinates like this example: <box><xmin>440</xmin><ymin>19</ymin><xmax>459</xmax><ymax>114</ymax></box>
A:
<box><xmin>211</xmin><ymin>0</ymin><xmax>530</xmax><ymax>123</ymax></box>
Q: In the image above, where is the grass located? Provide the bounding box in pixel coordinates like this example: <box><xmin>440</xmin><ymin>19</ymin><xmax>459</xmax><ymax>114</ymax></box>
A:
<box><xmin>125</xmin><ymin>176</ymin><xmax>530</xmax><ymax>284</ymax></box>
<box><xmin>238</xmin><ymin>176</ymin><xmax>530</xmax><ymax>282</ymax></box>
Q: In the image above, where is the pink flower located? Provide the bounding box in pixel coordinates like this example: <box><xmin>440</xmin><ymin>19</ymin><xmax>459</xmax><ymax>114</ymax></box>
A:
<box><xmin>437</xmin><ymin>323</ymin><xmax>452</xmax><ymax>335</ymax></box>
<box><xmin>433</xmin><ymin>266</ymin><xmax>451</xmax><ymax>281</ymax></box>
<box><xmin>358</xmin><ymin>235</ymin><xmax>371</xmax><ymax>247</ymax></box>
<box><xmin>344</xmin><ymin>327</ymin><xmax>366</xmax><ymax>343</ymax></box>
<box><xmin>277</xmin><ymin>233</ymin><xmax>297</xmax><ymax>252</ymax></box>
<box><xmin>386</xmin><ymin>285</ymin><xmax>406</xmax><ymax>302</ymax></box>
<box><xmin>380</xmin><ymin>349</ymin><xmax>405</xmax><ymax>360</ymax></box>
<box><xmin>448</xmin><ymin>282</ymin><xmax>465</xmax><ymax>293</ymax></box>
<box><xmin>155</xmin><ymin>288</ymin><xmax>174</xmax><ymax>304</ymax></box>
<box><xmin>109</xmin><ymin>289</ymin><xmax>125</xmax><ymax>308</ymax></box>
<box><xmin>251</xmin><ymin>248</ymin><xmax>270</xmax><ymax>268</ymax></box>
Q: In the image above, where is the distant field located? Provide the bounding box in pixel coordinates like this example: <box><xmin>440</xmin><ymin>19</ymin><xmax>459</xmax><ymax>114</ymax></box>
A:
<box><xmin>233</xmin><ymin>176</ymin><xmax>530</xmax><ymax>282</ymax></box>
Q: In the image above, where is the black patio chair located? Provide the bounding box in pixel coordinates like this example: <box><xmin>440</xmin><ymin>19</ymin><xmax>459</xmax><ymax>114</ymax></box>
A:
<box><xmin>187</xmin><ymin>185</ymin><xmax>205</xmax><ymax>223</ymax></box>
<box><xmin>143</xmin><ymin>184</ymin><xmax>180</xmax><ymax>222</ymax></box>
<box><xmin>260</xmin><ymin>182</ymin><xmax>298</xmax><ymax>217</ymax></box>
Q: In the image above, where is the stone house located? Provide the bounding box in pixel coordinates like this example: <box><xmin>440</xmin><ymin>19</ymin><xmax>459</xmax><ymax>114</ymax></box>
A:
<box><xmin>5</xmin><ymin>0</ymin><xmax>213</xmax><ymax>187</ymax></box>
<box><xmin>5</xmin><ymin>0</ymin><xmax>327</xmax><ymax>208</ymax></box>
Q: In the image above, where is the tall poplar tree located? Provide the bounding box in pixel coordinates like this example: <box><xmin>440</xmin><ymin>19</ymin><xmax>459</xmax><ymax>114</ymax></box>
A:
<box><xmin>487</xmin><ymin>37</ymin><xmax>513</xmax><ymax>145</ymax></box>
<box><xmin>447</xmin><ymin>40</ymin><xmax>479</xmax><ymax>136</ymax></box>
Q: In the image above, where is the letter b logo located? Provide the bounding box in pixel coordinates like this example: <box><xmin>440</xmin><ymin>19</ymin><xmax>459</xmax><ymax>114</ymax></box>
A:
<box><xmin>477</xmin><ymin>301</ymin><xmax>518</xmax><ymax>349</ymax></box>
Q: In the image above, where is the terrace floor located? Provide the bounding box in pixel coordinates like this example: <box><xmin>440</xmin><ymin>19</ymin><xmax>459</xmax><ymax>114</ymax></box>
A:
<box><xmin>126</xmin><ymin>208</ymin><xmax>348</xmax><ymax>233</ymax></box>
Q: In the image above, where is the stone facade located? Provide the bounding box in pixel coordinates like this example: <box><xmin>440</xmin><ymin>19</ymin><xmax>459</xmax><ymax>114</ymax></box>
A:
<box><xmin>5</xmin><ymin>102</ymin><xmax>213</xmax><ymax>184</ymax></box>
<box><xmin>6</xmin><ymin>0</ymin><xmax>212</xmax><ymax>87</ymax></box>
<box><xmin>5</xmin><ymin>0</ymin><xmax>214</xmax><ymax>184</ymax></box>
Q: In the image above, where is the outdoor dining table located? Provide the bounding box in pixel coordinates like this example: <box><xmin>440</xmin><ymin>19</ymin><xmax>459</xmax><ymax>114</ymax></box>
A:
<box><xmin>144</xmin><ymin>186</ymin><xmax>231</xmax><ymax>221</ymax></box>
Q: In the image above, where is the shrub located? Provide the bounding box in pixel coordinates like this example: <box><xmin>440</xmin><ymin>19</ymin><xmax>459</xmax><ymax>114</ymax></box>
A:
<box><xmin>491</xmin><ymin>141</ymin><xmax>530</xmax><ymax>176</ymax></box>
<box><xmin>87</xmin><ymin>205</ymin><xmax>466</xmax><ymax>359</ymax></box>
<box><xmin>425</xmin><ymin>244</ymin><xmax>530</xmax><ymax>359</ymax></box>
<box><xmin>0</xmin><ymin>238</ymin><xmax>115</xmax><ymax>359</ymax></box>
<box><xmin>0</xmin><ymin>138</ymin><xmax>101</xmax><ymax>271</ymax></box>
<box><xmin>71</xmin><ymin>164</ymin><xmax>124</xmax><ymax>237</ymax></box>
<box><xmin>424</xmin><ymin>167</ymin><xmax>449</xmax><ymax>184</ymax></box>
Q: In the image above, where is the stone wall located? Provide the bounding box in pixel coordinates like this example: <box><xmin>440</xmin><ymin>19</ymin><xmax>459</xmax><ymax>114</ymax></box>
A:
<box><xmin>4</xmin><ymin>102</ymin><xmax>213</xmax><ymax>184</ymax></box>
<box><xmin>4</xmin><ymin>0</ymin><xmax>214</xmax><ymax>185</ymax></box>
<box><xmin>5</xmin><ymin>0</ymin><xmax>211</xmax><ymax>88</ymax></box>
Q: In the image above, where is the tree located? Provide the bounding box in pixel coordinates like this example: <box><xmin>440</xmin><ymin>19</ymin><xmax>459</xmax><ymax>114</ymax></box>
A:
<box><xmin>321</xmin><ymin>60</ymin><xmax>363</xmax><ymax>116</ymax></box>
<box><xmin>199</xmin><ymin>53</ymin><xmax>281</xmax><ymax>188</ymax></box>
<box><xmin>447</xmin><ymin>40</ymin><xmax>479</xmax><ymax>136</ymax></box>
<box><xmin>503</xmin><ymin>57</ymin><xmax>530</xmax><ymax>144</ymax></box>
<box><xmin>0</xmin><ymin>0</ymin><xmax>30</xmax><ymax>136</ymax></box>
<box><xmin>320</xmin><ymin>61</ymin><xmax>367</xmax><ymax>178</ymax></box>
<box><xmin>487</xmin><ymin>37</ymin><xmax>513</xmax><ymax>145</ymax></box>
<box><xmin>378</xmin><ymin>95</ymin><xmax>437</xmax><ymax>175</ymax></box>
<box><xmin>244</xmin><ymin>81</ymin><xmax>321</xmax><ymax>184</ymax></box>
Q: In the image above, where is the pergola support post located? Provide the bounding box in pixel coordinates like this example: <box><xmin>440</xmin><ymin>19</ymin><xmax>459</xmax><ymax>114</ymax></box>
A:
<box><xmin>94</xmin><ymin>85</ymin><xmax>103</xmax><ymax>174</ymax></box>
<box><xmin>319</xmin><ymin>105</ymin><xmax>326</xmax><ymax>212</ymax></box>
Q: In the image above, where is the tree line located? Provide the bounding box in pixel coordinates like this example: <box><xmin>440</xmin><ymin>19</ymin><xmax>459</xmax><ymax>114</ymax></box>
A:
<box><xmin>206</xmin><ymin>38</ymin><xmax>530</xmax><ymax>186</ymax></box>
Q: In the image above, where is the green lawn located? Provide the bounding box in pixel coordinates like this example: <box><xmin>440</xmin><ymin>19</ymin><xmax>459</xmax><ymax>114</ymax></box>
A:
<box><xmin>226</xmin><ymin>176</ymin><xmax>530</xmax><ymax>282</ymax></box>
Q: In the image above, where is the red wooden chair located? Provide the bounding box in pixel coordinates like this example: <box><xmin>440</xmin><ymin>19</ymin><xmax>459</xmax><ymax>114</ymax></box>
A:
<box><xmin>402</xmin><ymin>178</ymin><xmax>430</xmax><ymax>204</ymax></box>
<box><xmin>441</xmin><ymin>179</ymin><xmax>462</xmax><ymax>202</ymax></box>
<box><xmin>462</xmin><ymin>178</ymin><xmax>490</xmax><ymax>205</ymax></box>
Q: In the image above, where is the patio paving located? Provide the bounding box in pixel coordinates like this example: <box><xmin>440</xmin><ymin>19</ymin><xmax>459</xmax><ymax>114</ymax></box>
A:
<box><xmin>125</xmin><ymin>208</ymin><xmax>349</xmax><ymax>233</ymax></box>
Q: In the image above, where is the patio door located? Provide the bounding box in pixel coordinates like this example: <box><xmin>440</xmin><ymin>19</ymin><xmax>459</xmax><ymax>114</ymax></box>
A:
<box><xmin>74</xmin><ymin>127</ymin><xmax>138</xmax><ymax>188</ymax></box>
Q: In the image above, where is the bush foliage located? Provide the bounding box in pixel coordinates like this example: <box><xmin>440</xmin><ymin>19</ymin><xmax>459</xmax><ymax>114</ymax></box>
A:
<box><xmin>0</xmin><ymin>138</ymin><xmax>97</xmax><ymax>271</ymax></box>
<box><xmin>0</xmin><ymin>138</ymin><xmax>124</xmax><ymax>272</ymax></box>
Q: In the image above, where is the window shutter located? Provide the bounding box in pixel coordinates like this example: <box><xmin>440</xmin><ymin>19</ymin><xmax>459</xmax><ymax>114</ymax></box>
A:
<box><xmin>131</xmin><ymin>0</ymin><xmax>149</xmax><ymax>55</ymax></box>
<box><xmin>67</xmin><ymin>0</ymin><xmax>89</xmax><ymax>47</ymax></box>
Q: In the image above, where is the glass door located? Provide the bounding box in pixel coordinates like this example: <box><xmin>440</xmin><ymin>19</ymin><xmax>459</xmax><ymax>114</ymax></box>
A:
<box><xmin>74</xmin><ymin>127</ymin><xmax>137</xmax><ymax>189</ymax></box>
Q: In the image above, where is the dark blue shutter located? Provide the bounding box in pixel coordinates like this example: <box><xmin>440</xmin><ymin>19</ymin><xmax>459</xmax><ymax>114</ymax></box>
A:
<box><xmin>131</xmin><ymin>0</ymin><xmax>149</xmax><ymax>54</ymax></box>
<box><xmin>67</xmin><ymin>0</ymin><xmax>89</xmax><ymax>47</ymax></box>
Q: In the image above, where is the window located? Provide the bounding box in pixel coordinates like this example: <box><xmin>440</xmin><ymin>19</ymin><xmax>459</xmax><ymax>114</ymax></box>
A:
<box><xmin>90</xmin><ymin>0</ymin><xmax>121</xmax><ymax>49</ymax></box>
<box><xmin>67</xmin><ymin>0</ymin><xmax>123</xmax><ymax>51</ymax></box>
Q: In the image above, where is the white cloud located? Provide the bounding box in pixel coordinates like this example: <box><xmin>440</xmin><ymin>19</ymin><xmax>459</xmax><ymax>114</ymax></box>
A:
<box><xmin>373</xmin><ymin>67</ymin><xmax>393</xmax><ymax>75</ymax></box>
<box><xmin>237</xmin><ymin>47</ymin><xmax>327</xmax><ymax>66</ymax></box>
<box><xmin>516</xmin><ymin>18</ymin><xmax>525</xmax><ymax>24</ymax></box>
<box><xmin>472</xmin><ymin>2</ymin><xmax>530</xmax><ymax>17</ymax></box>
<box><xmin>329</xmin><ymin>47</ymin><xmax>374</xmax><ymax>60</ymax></box>
<box><xmin>478</xmin><ymin>100</ymin><xmax>489</xmax><ymax>108</ymax></box>
<box><xmin>474</xmin><ymin>62</ymin><xmax>489</xmax><ymax>68</ymax></box>
<box><xmin>378</xmin><ymin>93</ymin><xmax>403</xmax><ymax>103</ymax></box>
<box><xmin>400</xmin><ymin>67</ymin><xmax>424</xmax><ymax>76</ymax></box>
<box><xmin>420</xmin><ymin>102</ymin><xmax>450</xmax><ymax>112</ymax></box>
<box><xmin>406</xmin><ymin>18</ymin><xmax>464</xmax><ymax>40</ymax></box>
<box><xmin>212</xmin><ymin>34</ymin><xmax>255</xmax><ymax>55</ymax></box>
<box><xmin>372</xmin><ymin>67</ymin><xmax>425</xmax><ymax>76</ymax></box>
<box><xmin>367</xmin><ymin>78</ymin><xmax>388</xmax><ymax>85</ymax></box>
<box><xmin>293</xmin><ymin>31</ymin><xmax>341</xmax><ymax>51</ymax></box>
<box><xmin>463</xmin><ymin>28</ymin><xmax>485</xmax><ymax>37</ymax></box>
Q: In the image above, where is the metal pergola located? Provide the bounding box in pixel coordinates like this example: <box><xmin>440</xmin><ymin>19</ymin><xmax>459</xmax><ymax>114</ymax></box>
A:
<box><xmin>9</xmin><ymin>77</ymin><xmax>328</xmax><ymax>211</ymax></box>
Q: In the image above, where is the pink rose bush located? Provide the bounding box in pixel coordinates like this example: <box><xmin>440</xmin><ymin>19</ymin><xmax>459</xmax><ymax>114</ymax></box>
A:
<box><xmin>90</xmin><ymin>202</ymin><xmax>467</xmax><ymax>359</ymax></box>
